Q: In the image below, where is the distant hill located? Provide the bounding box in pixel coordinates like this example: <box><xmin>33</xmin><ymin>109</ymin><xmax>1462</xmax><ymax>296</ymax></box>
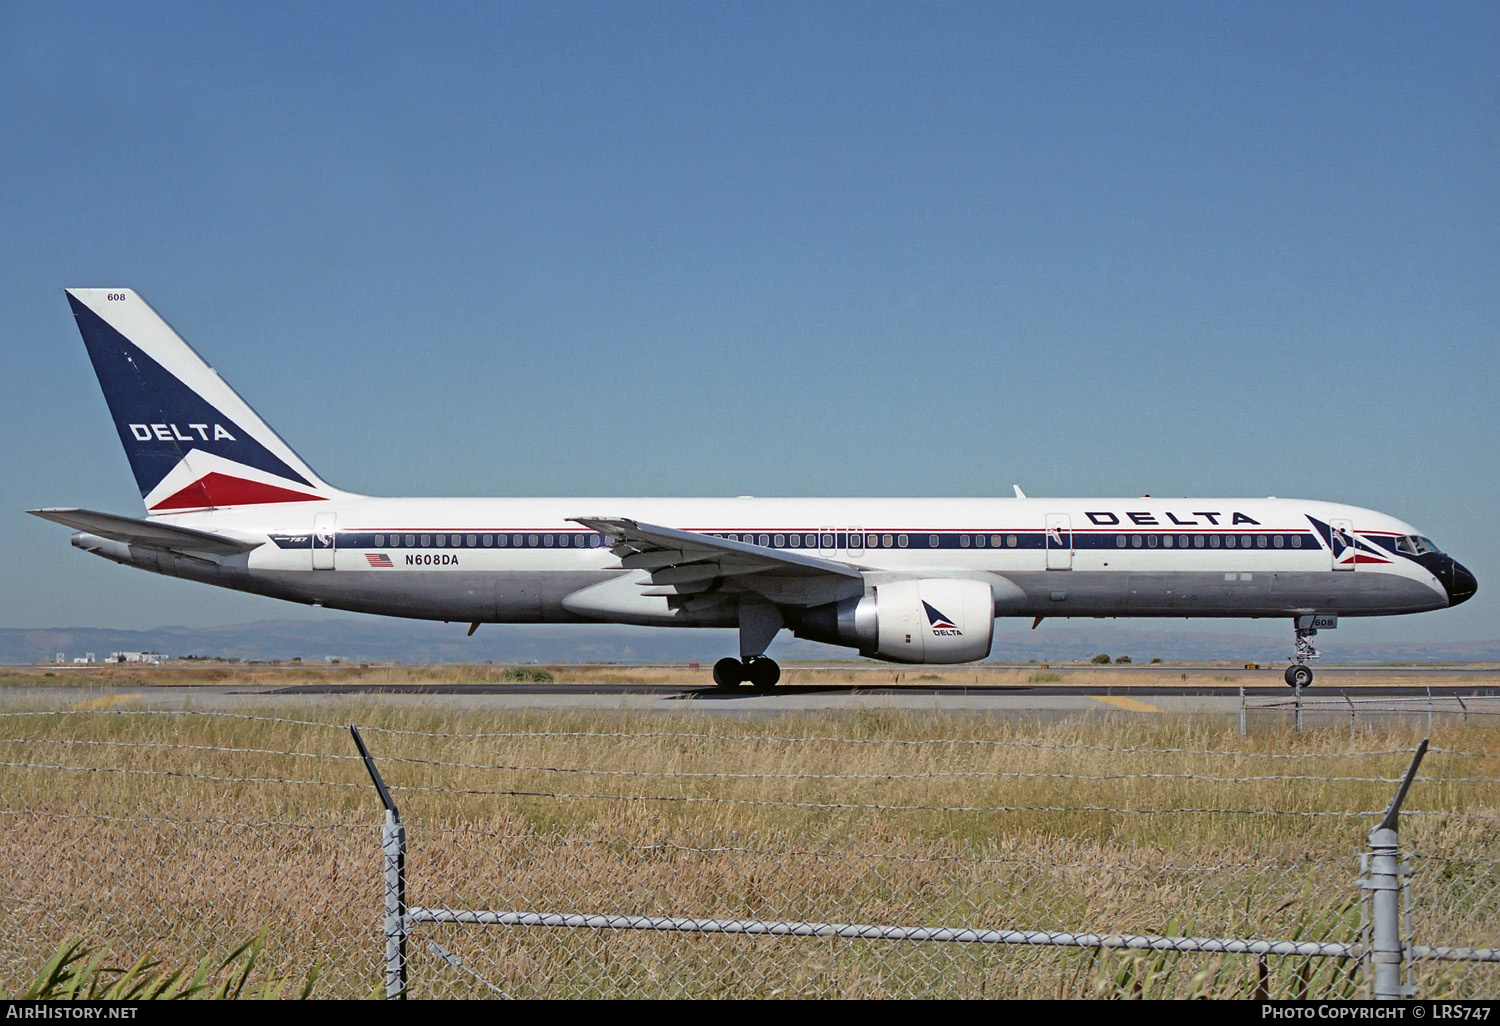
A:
<box><xmin>4</xmin><ymin>619</ymin><xmax>1497</xmax><ymax>666</ymax></box>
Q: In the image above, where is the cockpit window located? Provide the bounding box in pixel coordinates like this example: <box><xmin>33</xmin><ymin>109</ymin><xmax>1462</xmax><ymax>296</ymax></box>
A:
<box><xmin>1396</xmin><ymin>535</ymin><xmax>1441</xmax><ymax>556</ymax></box>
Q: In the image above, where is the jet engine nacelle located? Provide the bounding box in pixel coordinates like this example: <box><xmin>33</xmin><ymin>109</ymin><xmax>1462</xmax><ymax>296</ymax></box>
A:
<box><xmin>795</xmin><ymin>577</ymin><xmax>995</xmax><ymax>664</ymax></box>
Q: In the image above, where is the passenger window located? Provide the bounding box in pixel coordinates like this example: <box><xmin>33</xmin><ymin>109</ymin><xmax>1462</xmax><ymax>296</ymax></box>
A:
<box><xmin>1209</xmin><ymin>535</ymin><xmax>1220</xmax><ymax>548</ymax></box>
<box><xmin>1163</xmin><ymin>535</ymin><xmax>1173</xmax><ymax>548</ymax></box>
<box><xmin>1178</xmin><ymin>535</ymin><xmax>1189</xmax><ymax>547</ymax></box>
<box><xmin>898</xmin><ymin>534</ymin><xmax>909</xmax><ymax>548</ymax></box>
<box><xmin>759</xmin><ymin>534</ymin><xmax>770</xmax><ymax>547</ymax></box>
<box><xmin>960</xmin><ymin>534</ymin><xmax>971</xmax><ymax>548</ymax></box>
<box><xmin>883</xmin><ymin>534</ymin><xmax>894</xmax><ymax>548</ymax></box>
<box><xmin>497</xmin><ymin>534</ymin><xmax>507</xmax><ymax>547</ymax></box>
<box><xmin>1291</xmin><ymin>536</ymin><xmax>1301</xmax><ymax>548</ymax></box>
<box><xmin>823</xmin><ymin>534</ymin><xmax>834</xmax><ymax>548</ymax></box>
<box><xmin>1224</xmin><ymin>535</ymin><xmax>1235</xmax><ymax>548</ymax></box>
<box><xmin>374</xmin><ymin>534</ymin><xmax>384</xmax><ymax>547</ymax></box>
<box><xmin>928</xmin><ymin>534</ymin><xmax>939</xmax><ymax>548</ymax></box>
<box><xmin>1132</xmin><ymin>535</ymin><xmax>1142</xmax><ymax>547</ymax></box>
<box><xmin>421</xmin><ymin>534</ymin><xmax>430</xmax><ymax>546</ymax></box>
<box><xmin>1257</xmin><ymin>535</ymin><xmax>1267</xmax><ymax>548</ymax></box>
<box><xmin>467</xmin><ymin>535</ymin><xmax>476</xmax><ymax>547</ymax></box>
<box><xmin>1147</xmin><ymin>535</ymin><xmax>1159</xmax><ymax>548</ymax></box>
<box><xmin>527</xmin><ymin>534</ymin><xmax>538</xmax><ymax>547</ymax></box>
<box><xmin>1273</xmin><ymin>535</ymin><xmax>1284</xmax><ymax>548</ymax></box>
<box><xmin>974</xmin><ymin>534</ymin><xmax>985</xmax><ymax>547</ymax></box>
<box><xmin>1007</xmin><ymin>535</ymin><xmax>1017</xmax><ymax>547</ymax></box>
<box><xmin>1117</xmin><ymin>535</ymin><xmax>1127</xmax><ymax>547</ymax></box>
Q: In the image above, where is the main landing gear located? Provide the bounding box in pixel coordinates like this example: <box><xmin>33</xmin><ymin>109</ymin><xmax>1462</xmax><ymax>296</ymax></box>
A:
<box><xmin>713</xmin><ymin>656</ymin><xmax>782</xmax><ymax>691</ymax></box>
<box><xmin>1285</xmin><ymin>616</ymin><xmax>1321</xmax><ymax>688</ymax></box>
<box><xmin>714</xmin><ymin>598</ymin><xmax>784</xmax><ymax>692</ymax></box>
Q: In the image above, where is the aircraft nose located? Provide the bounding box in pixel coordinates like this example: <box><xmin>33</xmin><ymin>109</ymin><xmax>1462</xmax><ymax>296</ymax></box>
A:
<box><xmin>1446</xmin><ymin>558</ymin><xmax>1478</xmax><ymax>607</ymax></box>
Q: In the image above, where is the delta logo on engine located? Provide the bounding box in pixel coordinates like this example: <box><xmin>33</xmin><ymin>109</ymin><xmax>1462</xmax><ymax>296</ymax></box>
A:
<box><xmin>923</xmin><ymin>601</ymin><xmax>962</xmax><ymax>636</ymax></box>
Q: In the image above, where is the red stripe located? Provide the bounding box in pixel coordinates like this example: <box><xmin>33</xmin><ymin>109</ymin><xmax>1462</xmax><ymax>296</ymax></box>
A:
<box><xmin>149</xmin><ymin>472</ymin><xmax>325</xmax><ymax>511</ymax></box>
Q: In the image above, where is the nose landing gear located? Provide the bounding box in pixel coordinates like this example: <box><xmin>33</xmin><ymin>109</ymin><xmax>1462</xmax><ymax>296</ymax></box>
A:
<box><xmin>1285</xmin><ymin>617</ymin><xmax>1321</xmax><ymax>688</ymax></box>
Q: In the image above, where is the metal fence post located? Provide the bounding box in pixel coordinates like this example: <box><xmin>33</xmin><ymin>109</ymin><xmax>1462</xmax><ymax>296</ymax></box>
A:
<box><xmin>1364</xmin><ymin>738</ymin><xmax>1426</xmax><ymax>1000</ymax></box>
<box><xmin>382</xmin><ymin>810</ymin><xmax>408</xmax><ymax>999</ymax></box>
<box><xmin>1239</xmin><ymin>685</ymin><xmax>1246</xmax><ymax>737</ymax></box>
<box><xmin>352</xmin><ymin>725</ymin><xmax>407</xmax><ymax>999</ymax></box>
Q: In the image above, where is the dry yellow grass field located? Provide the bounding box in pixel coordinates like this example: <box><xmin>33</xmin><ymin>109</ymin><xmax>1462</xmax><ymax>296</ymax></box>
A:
<box><xmin>0</xmin><ymin>702</ymin><xmax>1494</xmax><ymax>998</ymax></box>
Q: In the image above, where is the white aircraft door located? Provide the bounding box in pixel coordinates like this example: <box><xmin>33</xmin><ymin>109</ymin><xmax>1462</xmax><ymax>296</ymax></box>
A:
<box><xmin>1330</xmin><ymin>518</ymin><xmax>1355</xmax><ymax>571</ymax></box>
<box><xmin>1045</xmin><ymin>514</ymin><xmax>1072</xmax><ymax>570</ymax></box>
<box><xmin>313</xmin><ymin>512</ymin><xmax>336</xmax><ymax>570</ymax></box>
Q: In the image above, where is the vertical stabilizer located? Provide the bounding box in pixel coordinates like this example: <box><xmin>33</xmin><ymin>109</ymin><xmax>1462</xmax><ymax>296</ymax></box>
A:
<box><xmin>65</xmin><ymin>288</ymin><xmax>348</xmax><ymax>513</ymax></box>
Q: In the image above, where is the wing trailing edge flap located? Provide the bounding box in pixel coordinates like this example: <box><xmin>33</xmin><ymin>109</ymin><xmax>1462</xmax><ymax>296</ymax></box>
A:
<box><xmin>28</xmin><ymin>508</ymin><xmax>262</xmax><ymax>556</ymax></box>
<box><xmin>572</xmin><ymin>517</ymin><xmax>863</xmax><ymax>579</ymax></box>
<box><xmin>571</xmin><ymin>516</ymin><xmax>866</xmax><ymax>608</ymax></box>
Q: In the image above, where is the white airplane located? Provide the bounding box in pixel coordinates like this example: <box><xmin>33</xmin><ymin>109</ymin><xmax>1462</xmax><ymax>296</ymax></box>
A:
<box><xmin>31</xmin><ymin>289</ymin><xmax>1476</xmax><ymax>690</ymax></box>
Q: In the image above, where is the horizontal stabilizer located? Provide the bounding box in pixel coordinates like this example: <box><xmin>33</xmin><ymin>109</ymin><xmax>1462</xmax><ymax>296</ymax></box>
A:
<box><xmin>27</xmin><ymin>508</ymin><xmax>261</xmax><ymax>555</ymax></box>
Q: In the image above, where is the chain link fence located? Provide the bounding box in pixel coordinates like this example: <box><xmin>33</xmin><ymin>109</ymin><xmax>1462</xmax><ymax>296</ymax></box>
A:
<box><xmin>0</xmin><ymin>706</ymin><xmax>1495</xmax><ymax>999</ymax></box>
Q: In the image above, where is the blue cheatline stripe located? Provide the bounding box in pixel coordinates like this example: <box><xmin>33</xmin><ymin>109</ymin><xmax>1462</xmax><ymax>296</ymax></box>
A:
<box><xmin>268</xmin><ymin>529</ymin><xmax>1323</xmax><ymax>552</ymax></box>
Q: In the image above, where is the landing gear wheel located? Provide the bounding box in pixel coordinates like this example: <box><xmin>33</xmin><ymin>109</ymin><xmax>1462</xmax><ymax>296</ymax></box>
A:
<box><xmin>713</xmin><ymin>657</ymin><xmax>744</xmax><ymax>690</ymax></box>
<box><xmin>1285</xmin><ymin>664</ymin><xmax>1314</xmax><ymax>688</ymax></box>
<box><xmin>745</xmin><ymin>656</ymin><xmax>781</xmax><ymax>691</ymax></box>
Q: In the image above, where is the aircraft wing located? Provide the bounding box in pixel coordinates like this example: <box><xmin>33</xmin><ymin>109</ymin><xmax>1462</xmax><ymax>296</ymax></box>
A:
<box><xmin>28</xmin><ymin>508</ymin><xmax>262</xmax><ymax>556</ymax></box>
<box><xmin>569</xmin><ymin>517</ymin><xmax>864</xmax><ymax>583</ymax></box>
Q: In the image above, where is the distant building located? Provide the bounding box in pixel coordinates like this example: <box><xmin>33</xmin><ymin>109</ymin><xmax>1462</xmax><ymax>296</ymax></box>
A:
<box><xmin>55</xmin><ymin>653</ymin><xmax>65</xmax><ymax>664</ymax></box>
<box><xmin>108</xmin><ymin>651</ymin><xmax>164</xmax><ymax>665</ymax></box>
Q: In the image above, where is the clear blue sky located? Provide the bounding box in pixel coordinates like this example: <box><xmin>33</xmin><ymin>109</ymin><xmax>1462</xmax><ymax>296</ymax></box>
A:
<box><xmin>3</xmin><ymin>2</ymin><xmax>1495</xmax><ymax>648</ymax></box>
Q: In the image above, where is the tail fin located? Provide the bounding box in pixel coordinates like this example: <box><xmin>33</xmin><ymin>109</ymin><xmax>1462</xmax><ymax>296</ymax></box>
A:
<box><xmin>66</xmin><ymin>288</ymin><xmax>347</xmax><ymax>513</ymax></box>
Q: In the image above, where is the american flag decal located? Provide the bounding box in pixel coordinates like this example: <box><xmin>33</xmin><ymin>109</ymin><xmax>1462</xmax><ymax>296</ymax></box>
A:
<box><xmin>365</xmin><ymin>553</ymin><xmax>394</xmax><ymax>568</ymax></box>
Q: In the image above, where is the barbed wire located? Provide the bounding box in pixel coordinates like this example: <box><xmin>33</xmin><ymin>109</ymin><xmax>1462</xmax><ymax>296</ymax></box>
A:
<box><xmin>0</xmin><ymin>808</ymin><xmax>375</xmax><ymax>830</ymax></box>
<box><xmin>387</xmin><ymin>780</ymin><xmax>1394</xmax><ymax>818</ymax></box>
<box><xmin>0</xmin><ymin>806</ymin><xmax>1362</xmax><ymax>873</ymax></box>
<box><xmin>0</xmin><ymin>709</ymin><xmax>1441</xmax><ymax>761</ymax></box>
<box><xmin>6</xmin><ymin>756</ymin><xmax>1470</xmax><ymax>819</ymax></box>
<box><xmin>4</xmin><ymin>736</ymin><xmax>1479</xmax><ymax>784</ymax></box>
<box><xmin>0</xmin><ymin>758</ymin><xmax>364</xmax><ymax>790</ymax></box>
<box><xmin>0</xmin><ymin>736</ymin><xmax>363</xmax><ymax>763</ymax></box>
<box><xmin>396</xmin><ymin>828</ymin><xmax>1355</xmax><ymax>873</ymax></box>
<box><xmin>8</xmin><ymin>735</ymin><xmax>1495</xmax><ymax>787</ymax></box>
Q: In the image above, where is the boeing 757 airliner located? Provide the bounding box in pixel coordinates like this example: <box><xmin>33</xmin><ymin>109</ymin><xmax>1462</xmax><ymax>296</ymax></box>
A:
<box><xmin>31</xmin><ymin>290</ymin><xmax>1476</xmax><ymax>689</ymax></box>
